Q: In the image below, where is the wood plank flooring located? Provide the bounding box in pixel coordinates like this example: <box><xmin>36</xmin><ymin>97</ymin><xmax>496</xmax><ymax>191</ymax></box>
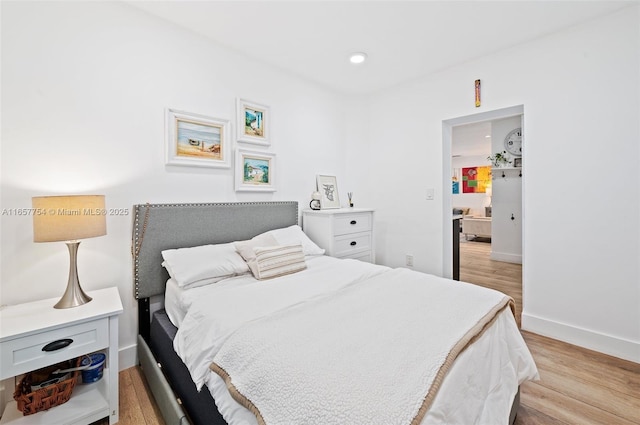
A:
<box><xmin>109</xmin><ymin>241</ymin><xmax>639</xmax><ymax>424</ymax></box>
<box><xmin>460</xmin><ymin>238</ymin><xmax>640</xmax><ymax>425</ymax></box>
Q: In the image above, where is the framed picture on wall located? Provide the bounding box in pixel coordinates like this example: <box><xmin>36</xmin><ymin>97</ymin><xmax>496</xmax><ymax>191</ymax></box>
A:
<box><xmin>237</xmin><ymin>98</ymin><xmax>270</xmax><ymax>146</ymax></box>
<box><xmin>235</xmin><ymin>148</ymin><xmax>276</xmax><ymax>192</ymax></box>
<box><xmin>513</xmin><ymin>157</ymin><xmax>522</xmax><ymax>167</ymax></box>
<box><xmin>165</xmin><ymin>108</ymin><xmax>231</xmax><ymax>168</ymax></box>
<box><xmin>316</xmin><ymin>174</ymin><xmax>340</xmax><ymax>209</ymax></box>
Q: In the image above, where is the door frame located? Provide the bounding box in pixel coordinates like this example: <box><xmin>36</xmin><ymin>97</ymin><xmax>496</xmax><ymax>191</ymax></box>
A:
<box><xmin>441</xmin><ymin>105</ymin><xmax>524</xmax><ymax>278</ymax></box>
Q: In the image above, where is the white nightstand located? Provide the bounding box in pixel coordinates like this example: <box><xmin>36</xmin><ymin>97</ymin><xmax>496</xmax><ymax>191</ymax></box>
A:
<box><xmin>302</xmin><ymin>208</ymin><xmax>375</xmax><ymax>263</ymax></box>
<box><xmin>0</xmin><ymin>287</ymin><xmax>123</xmax><ymax>424</ymax></box>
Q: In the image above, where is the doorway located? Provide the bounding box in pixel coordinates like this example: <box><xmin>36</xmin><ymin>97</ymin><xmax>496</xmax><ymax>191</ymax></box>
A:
<box><xmin>442</xmin><ymin>106</ymin><xmax>524</xmax><ymax>324</ymax></box>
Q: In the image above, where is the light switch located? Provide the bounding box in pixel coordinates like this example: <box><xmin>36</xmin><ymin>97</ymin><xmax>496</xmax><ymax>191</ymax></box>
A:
<box><xmin>426</xmin><ymin>188</ymin><xmax>435</xmax><ymax>200</ymax></box>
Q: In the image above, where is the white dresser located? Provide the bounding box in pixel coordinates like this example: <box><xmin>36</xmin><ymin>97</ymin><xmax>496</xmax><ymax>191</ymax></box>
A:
<box><xmin>302</xmin><ymin>208</ymin><xmax>375</xmax><ymax>263</ymax></box>
<box><xmin>0</xmin><ymin>287</ymin><xmax>123</xmax><ymax>424</ymax></box>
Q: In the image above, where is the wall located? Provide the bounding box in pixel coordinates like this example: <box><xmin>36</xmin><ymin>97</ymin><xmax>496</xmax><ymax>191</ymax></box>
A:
<box><xmin>490</xmin><ymin>116</ymin><xmax>523</xmax><ymax>263</ymax></box>
<box><xmin>356</xmin><ymin>7</ymin><xmax>640</xmax><ymax>361</ymax></box>
<box><xmin>0</xmin><ymin>1</ymin><xmax>360</xmax><ymax>368</ymax></box>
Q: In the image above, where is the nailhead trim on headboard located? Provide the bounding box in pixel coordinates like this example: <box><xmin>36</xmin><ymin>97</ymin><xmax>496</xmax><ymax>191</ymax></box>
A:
<box><xmin>132</xmin><ymin>201</ymin><xmax>299</xmax><ymax>300</ymax></box>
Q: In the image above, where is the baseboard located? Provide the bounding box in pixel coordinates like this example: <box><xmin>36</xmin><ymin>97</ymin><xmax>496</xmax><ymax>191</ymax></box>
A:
<box><xmin>119</xmin><ymin>342</ymin><xmax>138</xmax><ymax>371</ymax></box>
<box><xmin>489</xmin><ymin>250</ymin><xmax>522</xmax><ymax>264</ymax></box>
<box><xmin>522</xmin><ymin>313</ymin><xmax>640</xmax><ymax>363</ymax></box>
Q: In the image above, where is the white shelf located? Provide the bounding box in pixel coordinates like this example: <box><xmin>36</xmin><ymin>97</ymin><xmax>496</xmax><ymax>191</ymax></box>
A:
<box><xmin>0</xmin><ymin>375</ymin><xmax>109</xmax><ymax>425</ymax></box>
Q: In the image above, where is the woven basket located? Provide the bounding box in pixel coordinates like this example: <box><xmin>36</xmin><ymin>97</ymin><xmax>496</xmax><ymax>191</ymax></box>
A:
<box><xmin>13</xmin><ymin>357</ymin><xmax>81</xmax><ymax>416</ymax></box>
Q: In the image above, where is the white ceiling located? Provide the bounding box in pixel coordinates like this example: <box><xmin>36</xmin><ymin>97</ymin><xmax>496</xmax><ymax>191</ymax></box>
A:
<box><xmin>126</xmin><ymin>0</ymin><xmax>633</xmax><ymax>95</ymax></box>
<box><xmin>452</xmin><ymin>121</ymin><xmax>492</xmax><ymax>157</ymax></box>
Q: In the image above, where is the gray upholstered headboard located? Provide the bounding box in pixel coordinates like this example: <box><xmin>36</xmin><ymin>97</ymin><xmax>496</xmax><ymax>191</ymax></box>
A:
<box><xmin>132</xmin><ymin>201</ymin><xmax>299</xmax><ymax>300</ymax></box>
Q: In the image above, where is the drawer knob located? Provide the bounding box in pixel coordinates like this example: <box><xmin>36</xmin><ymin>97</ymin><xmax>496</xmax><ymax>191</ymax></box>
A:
<box><xmin>42</xmin><ymin>338</ymin><xmax>73</xmax><ymax>352</ymax></box>
<box><xmin>350</xmin><ymin>220</ymin><xmax>357</xmax><ymax>225</ymax></box>
<box><xmin>350</xmin><ymin>241</ymin><xmax>357</xmax><ymax>246</ymax></box>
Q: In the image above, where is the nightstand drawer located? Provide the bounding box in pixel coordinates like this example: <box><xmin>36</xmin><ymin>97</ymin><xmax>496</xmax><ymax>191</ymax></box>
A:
<box><xmin>334</xmin><ymin>232</ymin><xmax>371</xmax><ymax>257</ymax></box>
<box><xmin>333</xmin><ymin>213</ymin><xmax>372</xmax><ymax>235</ymax></box>
<box><xmin>0</xmin><ymin>318</ymin><xmax>109</xmax><ymax>378</ymax></box>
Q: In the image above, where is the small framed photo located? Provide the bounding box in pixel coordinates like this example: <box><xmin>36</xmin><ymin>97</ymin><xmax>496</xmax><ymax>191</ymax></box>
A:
<box><xmin>166</xmin><ymin>108</ymin><xmax>231</xmax><ymax>168</ymax></box>
<box><xmin>235</xmin><ymin>148</ymin><xmax>276</xmax><ymax>192</ymax></box>
<box><xmin>316</xmin><ymin>175</ymin><xmax>340</xmax><ymax>209</ymax></box>
<box><xmin>237</xmin><ymin>98</ymin><xmax>269</xmax><ymax>146</ymax></box>
<box><xmin>513</xmin><ymin>157</ymin><xmax>522</xmax><ymax>167</ymax></box>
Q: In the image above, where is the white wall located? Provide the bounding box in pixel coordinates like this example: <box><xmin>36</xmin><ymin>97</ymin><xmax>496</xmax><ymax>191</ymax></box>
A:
<box><xmin>0</xmin><ymin>1</ymin><xmax>354</xmax><ymax>368</ymax></box>
<box><xmin>357</xmin><ymin>7</ymin><xmax>640</xmax><ymax>361</ymax></box>
<box><xmin>490</xmin><ymin>116</ymin><xmax>523</xmax><ymax>263</ymax></box>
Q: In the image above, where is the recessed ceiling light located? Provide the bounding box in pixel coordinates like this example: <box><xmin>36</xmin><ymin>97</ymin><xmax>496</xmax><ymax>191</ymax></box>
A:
<box><xmin>485</xmin><ymin>135</ymin><xmax>491</xmax><ymax>138</ymax></box>
<box><xmin>349</xmin><ymin>52</ymin><xmax>367</xmax><ymax>64</ymax></box>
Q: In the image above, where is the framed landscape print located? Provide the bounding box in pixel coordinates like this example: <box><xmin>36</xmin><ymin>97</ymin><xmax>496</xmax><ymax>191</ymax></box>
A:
<box><xmin>237</xmin><ymin>98</ymin><xmax>269</xmax><ymax>146</ymax></box>
<box><xmin>166</xmin><ymin>108</ymin><xmax>231</xmax><ymax>168</ymax></box>
<box><xmin>316</xmin><ymin>174</ymin><xmax>340</xmax><ymax>209</ymax></box>
<box><xmin>235</xmin><ymin>148</ymin><xmax>276</xmax><ymax>192</ymax></box>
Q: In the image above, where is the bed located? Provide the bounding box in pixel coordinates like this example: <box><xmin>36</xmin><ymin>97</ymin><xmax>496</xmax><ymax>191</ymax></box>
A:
<box><xmin>133</xmin><ymin>201</ymin><xmax>537</xmax><ymax>425</ymax></box>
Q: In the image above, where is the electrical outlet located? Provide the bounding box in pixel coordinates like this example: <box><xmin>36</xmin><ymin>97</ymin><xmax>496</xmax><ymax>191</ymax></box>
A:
<box><xmin>406</xmin><ymin>254</ymin><xmax>414</xmax><ymax>267</ymax></box>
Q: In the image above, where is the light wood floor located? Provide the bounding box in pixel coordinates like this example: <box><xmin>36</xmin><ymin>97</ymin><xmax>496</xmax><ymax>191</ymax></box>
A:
<box><xmin>460</xmin><ymin>238</ymin><xmax>640</xmax><ymax>425</ymax></box>
<box><xmin>112</xmin><ymin>241</ymin><xmax>640</xmax><ymax>424</ymax></box>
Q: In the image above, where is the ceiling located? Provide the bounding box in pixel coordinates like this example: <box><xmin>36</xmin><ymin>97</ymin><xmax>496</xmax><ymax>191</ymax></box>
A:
<box><xmin>452</xmin><ymin>121</ymin><xmax>492</xmax><ymax>157</ymax></box>
<box><xmin>126</xmin><ymin>0</ymin><xmax>633</xmax><ymax>95</ymax></box>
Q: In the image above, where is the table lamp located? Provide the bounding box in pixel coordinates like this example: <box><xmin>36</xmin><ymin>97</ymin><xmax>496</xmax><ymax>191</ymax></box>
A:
<box><xmin>32</xmin><ymin>195</ymin><xmax>107</xmax><ymax>309</ymax></box>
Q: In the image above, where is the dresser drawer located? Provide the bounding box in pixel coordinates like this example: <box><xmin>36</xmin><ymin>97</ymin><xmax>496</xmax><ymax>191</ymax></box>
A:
<box><xmin>333</xmin><ymin>232</ymin><xmax>372</xmax><ymax>257</ymax></box>
<box><xmin>0</xmin><ymin>318</ymin><xmax>109</xmax><ymax>378</ymax></box>
<box><xmin>341</xmin><ymin>250</ymin><xmax>373</xmax><ymax>263</ymax></box>
<box><xmin>333</xmin><ymin>213</ymin><xmax>372</xmax><ymax>236</ymax></box>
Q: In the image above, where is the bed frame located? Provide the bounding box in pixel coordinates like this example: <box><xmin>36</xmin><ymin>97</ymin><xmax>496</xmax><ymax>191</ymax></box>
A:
<box><xmin>132</xmin><ymin>201</ymin><xmax>519</xmax><ymax>425</ymax></box>
<box><xmin>133</xmin><ymin>201</ymin><xmax>299</xmax><ymax>425</ymax></box>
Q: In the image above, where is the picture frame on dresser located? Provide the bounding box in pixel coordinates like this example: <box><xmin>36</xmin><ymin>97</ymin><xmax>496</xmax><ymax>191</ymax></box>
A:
<box><xmin>316</xmin><ymin>174</ymin><xmax>340</xmax><ymax>209</ymax></box>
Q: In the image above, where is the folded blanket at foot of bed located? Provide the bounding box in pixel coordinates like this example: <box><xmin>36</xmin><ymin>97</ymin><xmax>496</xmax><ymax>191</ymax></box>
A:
<box><xmin>211</xmin><ymin>268</ymin><xmax>514</xmax><ymax>425</ymax></box>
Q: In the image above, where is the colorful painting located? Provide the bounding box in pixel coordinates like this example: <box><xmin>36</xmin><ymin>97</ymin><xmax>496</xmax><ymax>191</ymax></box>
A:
<box><xmin>244</xmin><ymin>107</ymin><xmax>264</xmax><ymax>138</ymax></box>
<box><xmin>176</xmin><ymin>119</ymin><xmax>222</xmax><ymax>160</ymax></box>
<box><xmin>452</xmin><ymin>168</ymin><xmax>460</xmax><ymax>194</ymax></box>
<box><xmin>462</xmin><ymin>166</ymin><xmax>491</xmax><ymax>193</ymax></box>
<box><xmin>237</xmin><ymin>98</ymin><xmax>270</xmax><ymax>146</ymax></box>
<box><xmin>242</xmin><ymin>156</ymin><xmax>270</xmax><ymax>185</ymax></box>
<box><xmin>235</xmin><ymin>148</ymin><xmax>276</xmax><ymax>192</ymax></box>
<box><xmin>165</xmin><ymin>109</ymin><xmax>231</xmax><ymax>169</ymax></box>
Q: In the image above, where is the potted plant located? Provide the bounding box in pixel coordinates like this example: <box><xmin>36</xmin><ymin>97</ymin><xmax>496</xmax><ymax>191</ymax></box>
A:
<box><xmin>488</xmin><ymin>151</ymin><xmax>512</xmax><ymax>168</ymax></box>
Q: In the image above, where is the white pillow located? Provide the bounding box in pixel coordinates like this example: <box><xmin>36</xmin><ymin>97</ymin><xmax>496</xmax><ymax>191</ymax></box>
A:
<box><xmin>162</xmin><ymin>243</ymin><xmax>250</xmax><ymax>288</ymax></box>
<box><xmin>253</xmin><ymin>244</ymin><xmax>306</xmax><ymax>280</ymax></box>
<box><xmin>234</xmin><ymin>233</ymin><xmax>278</xmax><ymax>276</ymax></box>
<box><xmin>263</xmin><ymin>225</ymin><xmax>325</xmax><ymax>256</ymax></box>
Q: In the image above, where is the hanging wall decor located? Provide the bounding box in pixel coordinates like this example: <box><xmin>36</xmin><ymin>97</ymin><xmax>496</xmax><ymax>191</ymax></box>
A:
<box><xmin>462</xmin><ymin>166</ymin><xmax>491</xmax><ymax>193</ymax></box>
<box><xmin>237</xmin><ymin>98</ymin><xmax>270</xmax><ymax>146</ymax></box>
<box><xmin>235</xmin><ymin>148</ymin><xmax>276</xmax><ymax>192</ymax></box>
<box><xmin>475</xmin><ymin>79</ymin><xmax>481</xmax><ymax>107</ymax></box>
<box><xmin>165</xmin><ymin>108</ymin><xmax>231</xmax><ymax>168</ymax></box>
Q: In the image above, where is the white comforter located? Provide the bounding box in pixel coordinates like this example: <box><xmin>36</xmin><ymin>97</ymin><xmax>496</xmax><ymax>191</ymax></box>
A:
<box><xmin>172</xmin><ymin>256</ymin><xmax>538</xmax><ymax>425</ymax></box>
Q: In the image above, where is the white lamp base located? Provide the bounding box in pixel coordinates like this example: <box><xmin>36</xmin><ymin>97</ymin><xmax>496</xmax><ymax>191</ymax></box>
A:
<box><xmin>54</xmin><ymin>241</ymin><xmax>93</xmax><ymax>309</ymax></box>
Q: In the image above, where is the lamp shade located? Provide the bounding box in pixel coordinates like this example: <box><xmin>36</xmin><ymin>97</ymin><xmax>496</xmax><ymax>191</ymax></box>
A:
<box><xmin>32</xmin><ymin>195</ymin><xmax>107</xmax><ymax>242</ymax></box>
